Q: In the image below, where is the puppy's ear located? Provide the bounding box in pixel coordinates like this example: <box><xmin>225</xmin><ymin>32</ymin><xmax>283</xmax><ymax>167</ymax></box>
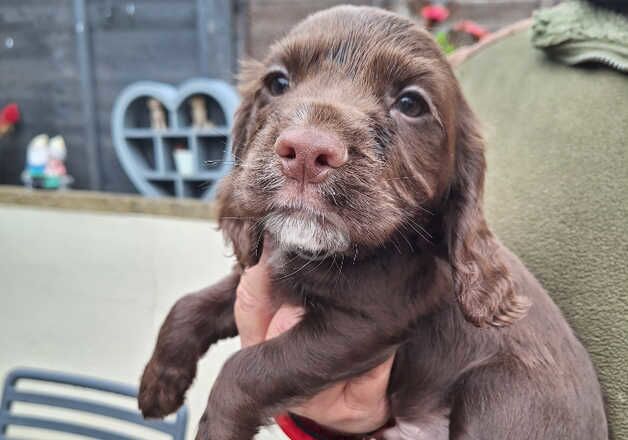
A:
<box><xmin>215</xmin><ymin>60</ymin><xmax>266</xmax><ymax>268</ymax></box>
<box><xmin>215</xmin><ymin>175</ymin><xmax>262</xmax><ymax>269</ymax></box>
<box><xmin>444</xmin><ymin>97</ymin><xmax>529</xmax><ymax>327</ymax></box>
<box><xmin>231</xmin><ymin>59</ymin><xmax>264</xmax><ymax>161</ymax></box>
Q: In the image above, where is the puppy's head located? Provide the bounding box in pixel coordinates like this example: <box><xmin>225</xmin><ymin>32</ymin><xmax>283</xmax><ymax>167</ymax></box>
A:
<box><xmin>218</xmin><ymin>6</ymin><xmax>528</xmax><ymax>327</ymax></box>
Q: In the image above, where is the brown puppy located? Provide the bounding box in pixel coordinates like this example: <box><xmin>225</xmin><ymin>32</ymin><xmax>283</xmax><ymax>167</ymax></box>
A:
<box><xmin>139</xmin><ymin>6</ymin><xmax>607</xmax><ymax>439</ymax></box>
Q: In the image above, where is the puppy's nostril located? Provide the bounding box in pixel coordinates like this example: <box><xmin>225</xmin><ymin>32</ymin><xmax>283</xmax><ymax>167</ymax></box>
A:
<box><xmin>315</xmin><ymin>154</ymin><xmax>329</xmax><ymax>167</ymax></box>
<box><xmin>276</xmin><ymin>143</ymin><xmax>297</xmax><ymax>160</ymax></box>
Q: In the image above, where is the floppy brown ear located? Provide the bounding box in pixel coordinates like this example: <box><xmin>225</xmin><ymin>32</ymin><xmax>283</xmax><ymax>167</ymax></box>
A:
<box><xmin>231</xmin><ymin>59</ymin><xmax>264</xmax><ymax>162</ymax></box>
<box><xmin>215</xmin><ymin>61</ymin><xmax>265</xmax><ymax>268</ymax></box>
<box><xmin>444</xmin><ymin>97</ymin><xmax>530</xmax><ymax>327</ymax></box>
<box><xmin>215</xmin><ymin>175</ymin><xmax>262</xmax><ymax>269</ymax></box>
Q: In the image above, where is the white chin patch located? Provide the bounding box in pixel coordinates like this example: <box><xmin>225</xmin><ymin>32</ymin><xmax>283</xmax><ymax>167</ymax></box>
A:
<box><xmin>265</xmin><ymin>212</ymin><xmax>350</xmax><ymax>255</ymax></box>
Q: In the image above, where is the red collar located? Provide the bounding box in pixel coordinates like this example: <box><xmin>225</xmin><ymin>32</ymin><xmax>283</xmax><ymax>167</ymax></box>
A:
<box><xmin>276</xmin><ymin>413</ymin><xmax>394</xmax><ymax>440</ymax></box>
<box><xmin>276</xmin><ymin>414</ymin><xmax>361</xmax><ymax>440</ymax></box>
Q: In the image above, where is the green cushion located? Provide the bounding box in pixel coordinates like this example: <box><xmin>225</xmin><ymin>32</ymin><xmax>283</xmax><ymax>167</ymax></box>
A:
<box><xmin>456</xmin><ymin>29</ymin><xmax>627</xmax><ymax>438</ymax></box>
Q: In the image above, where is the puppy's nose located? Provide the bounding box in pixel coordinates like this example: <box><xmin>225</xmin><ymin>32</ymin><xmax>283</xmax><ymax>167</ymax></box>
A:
<box><xmin>274</xmin><ymin>128</ymin><xmax>347</xmax><ymax>183</ymax></box>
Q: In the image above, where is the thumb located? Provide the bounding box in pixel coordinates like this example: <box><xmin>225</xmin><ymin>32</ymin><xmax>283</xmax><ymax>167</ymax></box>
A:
<box><xmin>266</xmin><ymin>304</ymin><xmax>304</xmax><ymax>339</ymax></box>
<box><xmin>235</xmin><ymin>241</ymin><xmax>275</xmax><ymax>347</ymax></box>
<box><xmin>344</xmin><ymin>354</ymin><xmax>395</xmax><ymax>408</ymax></box>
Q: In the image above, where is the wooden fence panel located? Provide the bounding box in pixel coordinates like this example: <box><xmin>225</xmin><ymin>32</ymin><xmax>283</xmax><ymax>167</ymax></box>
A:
<box><xmin>0</xmin><ymin>1</ymin><xmax>87</xmax><ymax>188</ymax></box>
<box><xmin>0</xmin><ymin>0</ymin><xmax>238</xmax><ymax>193</ymax></box>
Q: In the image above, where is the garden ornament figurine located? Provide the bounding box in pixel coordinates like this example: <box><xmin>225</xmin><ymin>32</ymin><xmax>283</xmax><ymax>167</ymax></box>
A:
<box><xmin>190</xmin><ymin>96</ymin><xmax>213</xmax><ymax>129</ymax></box>
<box><xmin>24</xmin><ymin>134</ymin><xmax>49</xmax><ymax>188</ymax></box>
<box><xmin>22</xmin><ymin>134</ymin><xmax>73</xmax><ymax>190</ymax></box>
<box><xmin>44</xmin><ymin>135</ymin><xmax>68</xmax><ymax>188</ymax></box>
<box><xmin>148</xmin><ymin>98</ymin><xmax>167</xmax><ymax>130</ymax></box>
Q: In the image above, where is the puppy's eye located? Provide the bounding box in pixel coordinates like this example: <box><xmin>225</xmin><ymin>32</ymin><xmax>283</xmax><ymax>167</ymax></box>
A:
<box><xmin>264</xmin><ymin>72</ymin><xmax>290</xmax><ymax>96</ymax></box>
<box><xmin>394</xmin><ymin>91</ymin><xmax>428</xmax><ymax>118</ymax></box>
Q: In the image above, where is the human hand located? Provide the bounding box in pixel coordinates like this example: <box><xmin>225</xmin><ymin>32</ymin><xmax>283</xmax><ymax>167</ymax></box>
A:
<box><xmin>234</xmin><ymin>244</ymin><xmax>394</xmax><ymax>435</ymax></box>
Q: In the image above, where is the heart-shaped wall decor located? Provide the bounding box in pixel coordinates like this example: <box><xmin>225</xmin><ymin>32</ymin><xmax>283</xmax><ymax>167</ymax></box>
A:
<box><xmin>111</xmin><ymin>78</ymin><xmax>239</xmax><ymax>199</ymax></box>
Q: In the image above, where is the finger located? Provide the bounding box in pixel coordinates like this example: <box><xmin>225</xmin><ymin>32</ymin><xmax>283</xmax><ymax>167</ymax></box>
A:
<box><xmin>344</xmin><ymin>354</ymin><xmax>395</xmax><ymax>408</ymax></box>
<box><xmin>266</xmin><ymin>304</ymin><xmax>304</xmax><ymax>339</ymax></box>
<box><xmin>294</xmin><ymin>356</ymin><xmax>395</xmax><ymax>414</ymax></box>
<box><xmin>290</xmin><ymin>356</ymin><xmax>395</xmax><ymax>434</ymax></box>
<box><xmin>234</xmin><ymin>252</ymin><xmax>275</xmax><ymax>348</ymax></box>
<box><xmin>293</xmin><ymin>377</ymin><xmax>389</xmax><ymax>434</ymax></box>
<box><xmin>290</xmin><ymin>382</ymin><xmax>345</xmax><ymax>421</ymax></box>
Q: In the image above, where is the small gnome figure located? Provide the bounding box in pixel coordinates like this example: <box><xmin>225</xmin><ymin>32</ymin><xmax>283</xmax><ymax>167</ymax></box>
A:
<box><xmin>190</xmin><ymin>96</ymin><xmax>213</xmax><ymax>129</ymax></box>
<box><xmin>24</xmin><ymin>134</ymin><xmax>50</xmax><ymax>188</ymax></box>
<box><xmin>44</xmin><ymin>136</ymin><xmax>67</xmax><ymax>189</ymax></box>
<box><xmin>147</xmin><ymin>98</ymin><xmax>167</xmax><ymax>130</ymax></box>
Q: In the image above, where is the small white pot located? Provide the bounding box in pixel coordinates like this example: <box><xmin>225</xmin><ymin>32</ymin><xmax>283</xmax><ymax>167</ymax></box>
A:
<box><xmin>174</xmin><ymin>149</ymin><xmax>195</xmax><ymax>176</ymax></box>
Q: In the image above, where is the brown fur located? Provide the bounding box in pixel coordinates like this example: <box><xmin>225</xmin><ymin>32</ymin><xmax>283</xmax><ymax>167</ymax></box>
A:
<box><xmin>139</xmin><ymin>6</ymin><xmax>607</xmax><ymax>439</ymax></box>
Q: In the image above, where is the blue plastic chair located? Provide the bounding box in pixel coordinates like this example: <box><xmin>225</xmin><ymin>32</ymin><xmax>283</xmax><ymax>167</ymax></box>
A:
<box><xmin>0</xmin><ymin>368</ymin><xmax>188</xmax><ymax>440</ymax></box>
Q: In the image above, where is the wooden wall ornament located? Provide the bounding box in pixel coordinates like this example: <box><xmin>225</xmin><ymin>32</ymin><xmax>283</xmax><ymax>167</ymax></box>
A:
<box><xmin>112</xmin><ymin>78</ymin><xmax>239</xmax><ymax>199</ymax></box>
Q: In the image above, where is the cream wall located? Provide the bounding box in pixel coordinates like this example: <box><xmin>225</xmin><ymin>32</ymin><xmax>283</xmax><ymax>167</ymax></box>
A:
<box><xmin>0</xmin><ymin>205</ymin><xmax>286</xmax><ymax>439</ymax></box>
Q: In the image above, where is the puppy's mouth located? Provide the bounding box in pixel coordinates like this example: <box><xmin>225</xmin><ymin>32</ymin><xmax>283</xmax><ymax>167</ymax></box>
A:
<box><xmin>264</xmin><ymin>206</ymin><xmax>350</xmax><ymax>257</ymax></box>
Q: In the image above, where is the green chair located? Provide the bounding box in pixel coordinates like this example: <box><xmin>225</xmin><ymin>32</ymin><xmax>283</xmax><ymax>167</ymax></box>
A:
<box><xmin>454</xmin><ymin>23</ymin><xmax>627</xmax><ymax>439</ymax></box>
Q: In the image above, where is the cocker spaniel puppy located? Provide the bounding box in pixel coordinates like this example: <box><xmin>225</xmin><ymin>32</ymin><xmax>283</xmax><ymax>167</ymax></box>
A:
<box><xmin>139</xmin><ymin>6</ymin><xmax>607</xmax><ymax>440</ymax></box>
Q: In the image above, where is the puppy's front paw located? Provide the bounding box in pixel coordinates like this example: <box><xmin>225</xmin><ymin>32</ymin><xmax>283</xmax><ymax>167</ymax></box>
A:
<box><xmin>138</xmin><ymin>359</ymin><xmax>194</xmax><ymax>418</ymax></box>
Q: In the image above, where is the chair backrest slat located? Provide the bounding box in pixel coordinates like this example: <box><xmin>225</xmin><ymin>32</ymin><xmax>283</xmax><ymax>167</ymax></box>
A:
<box><xmin>5</xmin><ymin>389</ymin><xmax>175</xmax><ymax>434</ymax></box>
<box><xmin>0</xmin><ymin>414</ymin><xmax>137</xmax><ymax>440</ymax></box>
<box><xmin>0</xmin><ymin>368</ymin><xmax>187</xmax><ymax>440</ymax></box>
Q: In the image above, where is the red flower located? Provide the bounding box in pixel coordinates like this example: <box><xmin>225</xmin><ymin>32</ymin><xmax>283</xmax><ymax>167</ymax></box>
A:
<box><xmin>454</xmin><ymin>20</ymin><xmax>489</xmax><ymax>39</ymax></box>
<box><xmin>421</xmin><ymin>5</ymin><xmax>450</xmax><ymax>23</ymax></box>
<box><xmin>0</xmin><ymin>103</ymin><xmax>20</xmax><ymax>125</ymax></box>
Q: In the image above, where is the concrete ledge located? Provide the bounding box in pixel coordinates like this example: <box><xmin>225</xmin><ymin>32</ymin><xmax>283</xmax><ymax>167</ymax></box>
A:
<box><xmin>0</xmin><ymin>185</ymin><xmax>217</xmax><ymax>220</ymax></box>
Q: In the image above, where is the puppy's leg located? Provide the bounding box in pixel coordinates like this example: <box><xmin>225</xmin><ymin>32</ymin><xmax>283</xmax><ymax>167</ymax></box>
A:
<box><xmin>139</xmin><ymin>271</ymin><xmax>240</xmax><ymax>418</ymax></box>
<box><xmin>195</xmin><ymin>309</ymin><xmax>400</xmax><ymax>440</ymax></box>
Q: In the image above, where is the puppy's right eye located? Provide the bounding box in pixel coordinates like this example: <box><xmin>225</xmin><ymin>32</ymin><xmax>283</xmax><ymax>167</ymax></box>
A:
<box><xmin>264</xmin><ymin>72</ymin><xmax>290</xmax><ymax>96</ymax></box>
<box><xmin>394</xmin><ymin>91</ymin><xmax>428</xmax><ymax>118</ymax></box>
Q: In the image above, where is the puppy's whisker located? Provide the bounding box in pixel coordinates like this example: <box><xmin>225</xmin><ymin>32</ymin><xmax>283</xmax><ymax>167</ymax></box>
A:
<box><xmin>204</xmin><ymin>160</ymin><xmax>253</xmax><ymax>170</ymax></box>
<box><xmin>401</xmin><ymin>221</ymin><xmax>431</xmax><ymax>246</ymax></box>
<box><xmin>406</xmin><ymin>217</ymin><xmax>433</xmax><ymax>240</ymax></box>
<box><xmin>389</xmin><ymin>169</ymin><xmax>435</xmax><ymax>200</ymax></box>
<box><xmin>322</xmin><ymin>254</ymin><xmax>338</xmax><ymax>283</ymax></box>
<box><xmin>193</xmin><ymin>180</ymin><xmax>212</xmax><ymax>190</ymax></box>
<box><xmin>398</xmin><ymin>230</ymin><xmax>415</xmax><ymax>253</ymax></box>
<box><xmin>417</xmin><ymin>205</ymin><xmax>435</xmax><ymax>216</ymax></box>
<box><xmin>389</xmin><ymin>234</ymin><xmax>403</xmax><ymax>254</ymax></box>
<box><xmin>275</xmin><ymin>257</ymin><xmax>313</xmax><ymax>280</ymax></box>
<box><xmin>303</xmin><ymin>253</ymin><xmax>328</xmax><ymax>276</ymax></box>
<box><xmin>243</xmin><ymin>219</ymin><xmax>265</xmax><ymax>258</ymax></box>
<box><xmin>336</xmin><ymin>253</ymin><xmax>345</xmax><ymax>276</ymax></box>
<box><xmin>205</xmin><ymin>159</ymin><xmax>236</xmax><ymax>164</ymax></box>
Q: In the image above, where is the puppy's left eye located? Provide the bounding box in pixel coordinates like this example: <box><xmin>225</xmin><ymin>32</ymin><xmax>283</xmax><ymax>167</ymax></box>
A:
<box><xmin>264</xmin><ymin>71</ymin><xmax>290</xmax><ymax>96</ymax></box>
<box><xmin>394</xmin><ymin>91</ymin><xmax>428</xmax><ymax>118</ymax></box>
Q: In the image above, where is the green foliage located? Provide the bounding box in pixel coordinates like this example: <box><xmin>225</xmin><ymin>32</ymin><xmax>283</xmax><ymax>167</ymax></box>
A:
<box><xmin>435</xmin><ymin>31</ymin><xmax>456</xmax><ymax>54</ymax></box>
